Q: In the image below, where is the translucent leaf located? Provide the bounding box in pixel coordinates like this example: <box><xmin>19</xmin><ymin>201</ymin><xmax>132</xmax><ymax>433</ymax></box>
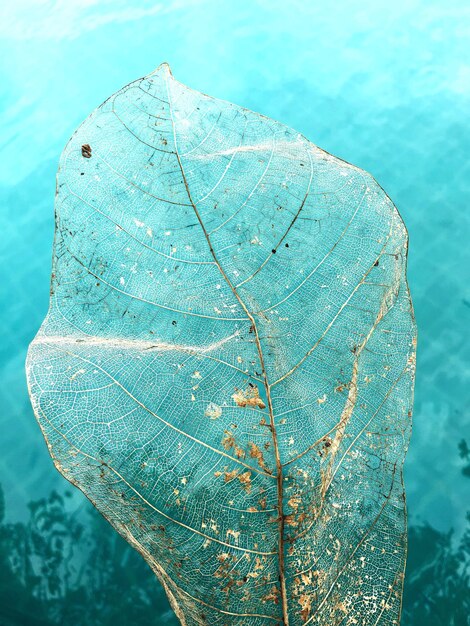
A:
<box><xmin>26</xmin><ymin>63</ymin><xmax>417</xmax><ymax>625</ymax></box>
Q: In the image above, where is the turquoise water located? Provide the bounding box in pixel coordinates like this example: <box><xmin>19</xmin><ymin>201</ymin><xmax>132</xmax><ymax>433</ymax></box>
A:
<box><xmin>0</xmin><ymin>1</ymin><xmax>468</xmax><ymax>624</ymax></box>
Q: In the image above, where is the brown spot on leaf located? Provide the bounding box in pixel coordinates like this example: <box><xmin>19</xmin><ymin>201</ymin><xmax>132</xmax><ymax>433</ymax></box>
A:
<box><xmin>81</xmin><ymin>144</ymin><xmax>92</xmax><ymax>158</ymax></box>
<box><xmin>288</xmin><ymin>494</ymin><xmax>302</xmax><ymax>511</ymax></box>
<box><xmin>224</xmin><ymin>469</ymin><xmax>239</xmax><ymax>482</ymax></box>
<box><xmin>261</xmin><ymin>586</ymin><xmax>280</xmax><ymax>604</ymax></box>
<box><xmin>232</xmin><ymin>385</ymin><xmax>266</xmax><ymax>409</ymax></box>
<box><xmin>222</xmin><ymin>432</ymin><xmax>235</xmax><ymax>451</ymax></box>
<box><xmin>238</xmin><ymin>471</ymin><xmax>252</xmax><ymax>493</ymax></box>
<box><xmin>299</xmin><ymin>593</ymin><xmax>312</xmax><ymax>622</ymax></box>
<box><xmin>234</xmin><ymin>446</ymin><xmax>246</xmax><ymax>459</ymax></box>
<box><xmin>249</xmin><ymin>442</ymin><xmax>269</xmax><ymax>471</ymax></box>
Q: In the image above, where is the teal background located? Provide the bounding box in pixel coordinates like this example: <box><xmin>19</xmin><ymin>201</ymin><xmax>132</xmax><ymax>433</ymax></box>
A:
<box><xmin>0</xmin><ymin>1</ymin><xmax>468</xmax><ymax>624</ymax></box>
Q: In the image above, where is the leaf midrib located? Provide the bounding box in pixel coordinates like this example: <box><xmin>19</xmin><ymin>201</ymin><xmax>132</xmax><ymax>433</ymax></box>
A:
<box><xmin>165</xmin><ymin>70</ymin><xmax>291</xmax><ymax>626</ymax></box>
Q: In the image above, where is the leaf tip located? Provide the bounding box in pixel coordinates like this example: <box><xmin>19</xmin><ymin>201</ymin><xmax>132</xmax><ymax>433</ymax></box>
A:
<box><xmin>151</xmin><ymin>61</ymin><xmax>173</xmax><ymax>78</ymax></box>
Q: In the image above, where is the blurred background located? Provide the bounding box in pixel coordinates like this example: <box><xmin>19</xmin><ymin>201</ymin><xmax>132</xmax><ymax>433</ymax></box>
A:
<box><xmin>0</xmin><ymin>1</ymin><xmax>469</xmax><ymax>624</ymax></box>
